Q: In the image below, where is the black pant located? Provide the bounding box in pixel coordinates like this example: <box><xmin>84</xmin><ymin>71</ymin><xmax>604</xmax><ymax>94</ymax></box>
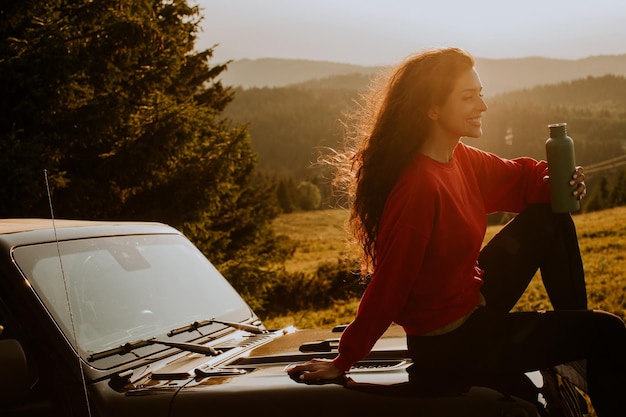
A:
<box><xmin>407</xmin><ymin>204</ymin><xmax>626</xmax><ymax>416</ymax></box>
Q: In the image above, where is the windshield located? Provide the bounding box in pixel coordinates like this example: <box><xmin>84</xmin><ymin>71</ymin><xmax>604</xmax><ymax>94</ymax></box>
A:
<box><xmin>12</xmin><ymin>233</ymin><xmax>251</xmax><ymax>358</ymax></box>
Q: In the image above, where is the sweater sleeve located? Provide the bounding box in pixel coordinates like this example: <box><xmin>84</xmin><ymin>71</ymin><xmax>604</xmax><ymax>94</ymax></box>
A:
<box><xmin>459</xmin><ymin>144</ymin><xmax>551</xmax><ymax>213</ymax></box>
<box><xmin>333</xmin><ymin>174</ymin><xmax>434</xmax><ymax>372</ymax></box>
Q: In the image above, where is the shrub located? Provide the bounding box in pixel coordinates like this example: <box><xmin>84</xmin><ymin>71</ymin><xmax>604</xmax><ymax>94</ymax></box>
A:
<box><xmin>262</xmin><ymin>257</ymin><xmax>364</xmax><ymax>316</ymax></box>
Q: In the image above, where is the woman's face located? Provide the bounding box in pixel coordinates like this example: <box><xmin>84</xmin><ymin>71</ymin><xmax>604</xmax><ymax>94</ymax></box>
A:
<box><xmin>429</xmin><ymin>68</ymin><xmax>488</xmax><ymax>140</ymax></box>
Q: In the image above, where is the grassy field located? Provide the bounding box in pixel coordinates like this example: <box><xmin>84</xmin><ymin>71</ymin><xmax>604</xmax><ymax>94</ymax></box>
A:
<box><xmin>268</xmin><ymin>206</ymin><xmax>626</xmax><ymax>329</ymax></box>
<box><xmin>272</xmin><ymin>209</ymin><xmax>353</xmax><ymax>274</ymax></box>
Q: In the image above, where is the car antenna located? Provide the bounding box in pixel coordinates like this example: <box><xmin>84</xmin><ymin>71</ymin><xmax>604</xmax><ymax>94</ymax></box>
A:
<box><xmin>45</xmin><ymin>169</ymin><xmax>93</xmax><ymax>417</ymax></box>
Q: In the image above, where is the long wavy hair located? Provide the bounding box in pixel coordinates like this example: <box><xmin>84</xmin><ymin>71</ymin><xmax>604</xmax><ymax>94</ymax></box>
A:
<box><xmin>335</xmin><ymin>47</ymin><xmax>475</xmax><ymax>273</ymax></box>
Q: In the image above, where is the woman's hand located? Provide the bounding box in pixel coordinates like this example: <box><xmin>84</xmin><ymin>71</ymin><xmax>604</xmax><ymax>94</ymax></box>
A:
<box><xmin>286</xmin><ymin>358</ymin><xmax>344</xmax><ymax>381</ymax></box>
<box><xmin>570</xmin><ymin>166</ymin><xmax>586</xmax><ymax>200</ymax></box>
<box><xmin>543</xmin><ymin>165</ymin><xmax>587</xmax><ymax>200</ymax></box>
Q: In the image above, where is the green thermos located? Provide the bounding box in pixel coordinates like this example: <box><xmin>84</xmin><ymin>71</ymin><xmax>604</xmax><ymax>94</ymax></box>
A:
<box><xmin>545</xmin><ymin>123</ymin><xmax>580</xmax><ymax>213</ymax></box>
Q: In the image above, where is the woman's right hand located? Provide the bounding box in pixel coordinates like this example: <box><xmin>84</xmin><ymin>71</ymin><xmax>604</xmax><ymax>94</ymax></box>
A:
<box><xmin>286</xmin><ymin>358</ymin><xmax>344</xmax><ymax>381</ymax></box>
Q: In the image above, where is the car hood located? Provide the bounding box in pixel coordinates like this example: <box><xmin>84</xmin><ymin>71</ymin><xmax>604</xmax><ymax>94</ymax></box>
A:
<box><xmin>95</xmin><ymin>325</ymin><xmax>541</xmax><ymax>417</ymax></box>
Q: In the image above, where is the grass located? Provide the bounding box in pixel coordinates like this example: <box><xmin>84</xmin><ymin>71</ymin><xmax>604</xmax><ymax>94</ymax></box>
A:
<box><xmin>268</xmin><ymin>206</ymin><xmax>626</xmax><ymax>329</ymax></box>
<box><xmin>271</xmin><ymin>209</ymin><xmax>354</xmax><ymax>274</ymax></box>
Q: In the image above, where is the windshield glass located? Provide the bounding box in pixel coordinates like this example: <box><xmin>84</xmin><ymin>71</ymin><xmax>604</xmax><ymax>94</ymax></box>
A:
<box><xmin>12</xmin><ymin>234</ymin><xmax>251</xmax><ymax>358</ymax></box>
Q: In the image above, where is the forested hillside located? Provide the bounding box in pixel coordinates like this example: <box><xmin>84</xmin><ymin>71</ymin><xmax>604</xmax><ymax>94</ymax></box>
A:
<box><xmin>224</xmin><ymin>74</ymin><xmax>626</xmax><ymax>213</ymax></box>
<box><xmin>220</xmin><ymin>55</ymin><xmax>626</xmax><ymax>93</ymax></box>
<box><xmin>224</xmin><ymin>86</ymin><xmax>356</xmax><ymax>177</ymax></box>
<box><xmin>467</xmin><ymin>74</ymin><xmax>626</xmax><ymax>163</ymax></box>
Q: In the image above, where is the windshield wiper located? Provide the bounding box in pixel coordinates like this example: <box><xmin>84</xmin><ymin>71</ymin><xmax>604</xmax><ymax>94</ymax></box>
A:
<box><xmin>89</xmin><ymin>319</ymin><xmax>267</xmax><ymax>361</ymax></box>
<box><xmin>88</xmin><ymin>338</ymin><xmax>220</xmax><ymax>362</ymax></box>
<box><xmin>167</xmin><ymin>318</ymin><xmax>267</xmax><ymax>337</ymax></box>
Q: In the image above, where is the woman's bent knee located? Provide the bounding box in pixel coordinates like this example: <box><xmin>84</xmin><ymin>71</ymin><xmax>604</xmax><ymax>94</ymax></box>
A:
<box><xmin>591</xmin><ymin>309</ymin><xmax>625</xmax><ymax>332</ymax></box>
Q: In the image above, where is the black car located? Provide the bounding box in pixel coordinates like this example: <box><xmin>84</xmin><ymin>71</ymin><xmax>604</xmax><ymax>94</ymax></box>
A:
<box><xmin>0</xmin><ymin>218</ymin><xmax>564</xmax><ymax>416</ymax></box>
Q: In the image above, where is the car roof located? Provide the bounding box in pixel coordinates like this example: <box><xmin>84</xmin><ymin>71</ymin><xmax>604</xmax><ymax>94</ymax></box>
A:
<box><xmin>0</xmin><ymin>219</ymin><xmax>179</xmax><ymax>248</ymax></box>
<box><xmin>0</xmin><ymin>219</ymin><xmax>134</xmax><ymax>234</ymax></box>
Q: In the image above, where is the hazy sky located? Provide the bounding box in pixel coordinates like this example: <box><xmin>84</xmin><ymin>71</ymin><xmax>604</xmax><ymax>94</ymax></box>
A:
<box><xmin>196</xmin><ymin>0</ymin><xmax>626</xmax><ymax>66</ymax></box>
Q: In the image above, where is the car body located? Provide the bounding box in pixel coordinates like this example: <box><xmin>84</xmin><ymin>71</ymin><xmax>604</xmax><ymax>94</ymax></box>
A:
<box><xmin>0</xmin><ymin>219</ymin><xmax>545</xmax><ymax>416</ymax></box>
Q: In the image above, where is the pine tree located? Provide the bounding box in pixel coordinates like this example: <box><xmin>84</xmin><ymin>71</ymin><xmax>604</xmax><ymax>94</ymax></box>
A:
<box><xmin>276</xmin><ymin>176</ymin><xmax>298</xmax><ymax>213</ymax></box>
<box><xmin>585</xmin><ymin>176</ymin><xmax>611</xmax><ymax>212</ymax></box>
<box><xmin>610</xmin><ymin>169</ymin><xmax>626</xmax><ymax>208</ymax></box>
<box><xmin>0</xmin><ymin>0</ymin><xmax>286</xmax><ymax>298</ymax></box>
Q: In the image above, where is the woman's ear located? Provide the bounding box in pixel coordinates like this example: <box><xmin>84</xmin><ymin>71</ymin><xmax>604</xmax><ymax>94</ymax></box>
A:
<box><xmin>427</xmin><ymin>106</ymin><xmax>439</xmax><ymax>121</ymax></box>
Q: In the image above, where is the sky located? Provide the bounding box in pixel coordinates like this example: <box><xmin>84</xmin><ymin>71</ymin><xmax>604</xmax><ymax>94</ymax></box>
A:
<box><xmin>196</xmin><ymin>0</ymin><xmax>626</xmax><ymax>66</ymax></box>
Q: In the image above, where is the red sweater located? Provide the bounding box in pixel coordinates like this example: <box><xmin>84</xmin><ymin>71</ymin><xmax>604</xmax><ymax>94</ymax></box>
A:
<box><xmin>333</xmin><ymin>142</ymin><xmax>551</xmax><ymax>372</ymax></box>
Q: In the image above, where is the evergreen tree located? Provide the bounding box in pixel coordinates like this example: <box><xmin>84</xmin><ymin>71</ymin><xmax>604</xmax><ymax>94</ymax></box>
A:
<box><xmin>276</xmin><ymin>176</ymin><xmax>298</xmax><ymax>213</ymax></box>
<box><xmin>610</xmin><ymin>169</ymin><xmax>626</xmax><ymax>207</ymax></box>
<box><xmin>585</xmin><ymin>176</ymin><xmax>611</xmax><ymax>212</ymax></box>
<box><xmin>0</xmin><ymin>0</ymin><xmax>286</xmax><ymax>298</ymax></box>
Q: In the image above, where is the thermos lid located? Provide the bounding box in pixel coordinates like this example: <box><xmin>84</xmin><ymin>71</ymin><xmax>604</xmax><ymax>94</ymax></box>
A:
<box><xmin>548</xmin><ymin>122</ymin><xmax>567</xmax><ymax>138</ymax></box>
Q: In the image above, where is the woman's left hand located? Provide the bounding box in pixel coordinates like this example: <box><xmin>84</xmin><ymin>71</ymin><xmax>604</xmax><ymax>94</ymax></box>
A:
<box><xmin>570</xmin><ymin>166</ymin><xmax>586</xmax><ymax>200</ymax></box>
<box><xmin>543</xmin><ymin>166</ymin><xmax>586</xmax><ymax>200</ymax></box>
<box><xmin>286</xmin><ymin>358</ymin><xmax>344</xmax><ymax>382</ymax></box>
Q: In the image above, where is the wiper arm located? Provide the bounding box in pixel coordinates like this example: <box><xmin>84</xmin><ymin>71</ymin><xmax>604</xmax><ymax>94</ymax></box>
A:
<box><xmin>88</xmin><ymin>338</ymin><xmax>220</xmax><ymax>362</ymax></box>
<box><xmin>167</xmin><ymin>319</ymin><xmax>214</xmax><ymax>336</ymax></box>
<box><xmin>151</xmin><ymin>339</ymin><xmax>220</xmax><ymax>356</ymax></box>
<box><xmin>167</xmin><ymin>318</ymin><xmax>267</xmax><ymax>337</ymax></box>
<box><xmin>210</xmin><ymin>318</ymin><xmax>267</xmax><ymax>335</ymax></box>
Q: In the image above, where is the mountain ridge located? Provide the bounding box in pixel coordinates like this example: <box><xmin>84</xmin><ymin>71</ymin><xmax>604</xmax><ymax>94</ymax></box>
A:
<box><xmin>218</xmin><ymin>54</ymin><xmax>626</xmax><ymax>95</ymax></box>
<box><xmin>217</xmin><ymin>57</ymin><xmax>382</xmax><ymax>89</ymax></box>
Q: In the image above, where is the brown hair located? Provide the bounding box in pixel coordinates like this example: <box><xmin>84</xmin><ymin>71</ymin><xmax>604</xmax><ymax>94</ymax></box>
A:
<box><xmin>336</xmin><ymin>47</ymin><xmax>475</xmax><ymax>273</ymax></box>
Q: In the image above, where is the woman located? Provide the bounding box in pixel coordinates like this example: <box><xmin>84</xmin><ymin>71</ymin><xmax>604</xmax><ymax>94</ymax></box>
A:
<box><xmin>286</xmin><ymin>47</ymin><xmax>626</xmax><ymax>415</ymax></box>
